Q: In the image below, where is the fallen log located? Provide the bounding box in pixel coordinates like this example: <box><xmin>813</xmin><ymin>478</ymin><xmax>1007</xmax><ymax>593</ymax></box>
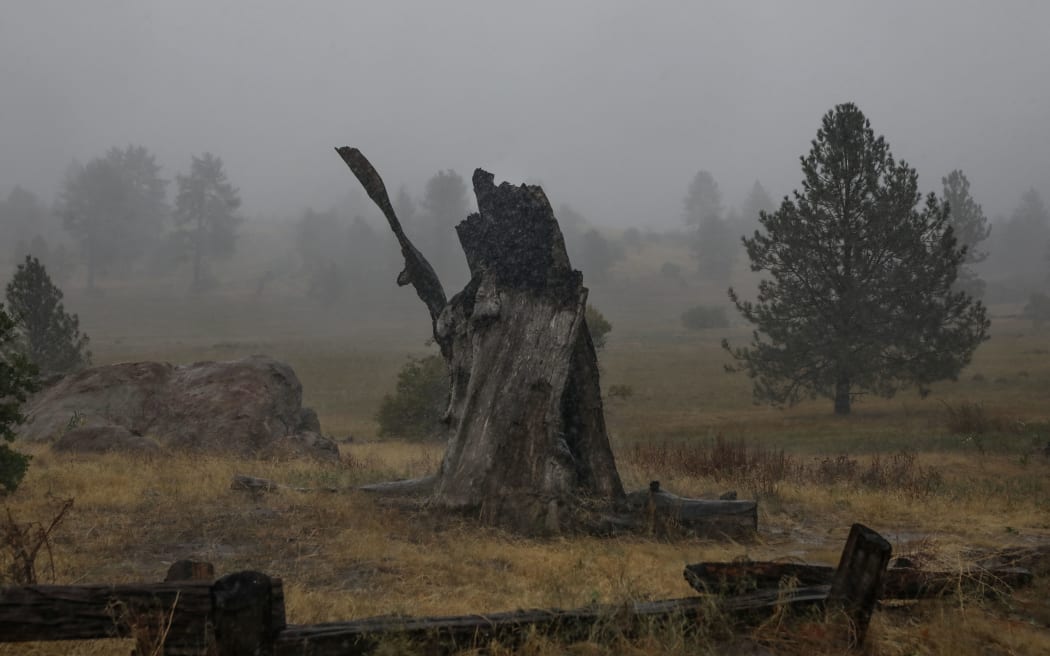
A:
<box><xmin>621</xmin><ymin>481</ymin><xmax>758</xmax><ymax>538</ymax></box>
<box><xmin>273</xmin><ymin>586</ymin><xmax>830</xmax><ymax>656</ymax></box>
<box><xmin>230</xmin><ymin>474</ymin><xmax>337</xmax><ymax>494</ymax></box>
<box><xmin>684</xmin><ymin>561</ymin><xmax>1034</xmax><ymax>599</ymax></box>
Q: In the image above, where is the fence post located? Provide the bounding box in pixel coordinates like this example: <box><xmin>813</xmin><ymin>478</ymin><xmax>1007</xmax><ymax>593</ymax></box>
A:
<box><xmin>828</xmin><ymin>523</ymin><xmax>892</xmax><ymax>648</ymax></box>
<box><xmin>208</xmin><ymin>571</ymin><xmax>283</xmax><ymax>656</ymax></box>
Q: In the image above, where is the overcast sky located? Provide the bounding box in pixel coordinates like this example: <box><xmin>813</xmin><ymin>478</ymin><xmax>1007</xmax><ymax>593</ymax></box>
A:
<box><xmin>2</xmin><ymin>1</ymin><xmax>1048</xmax><ymax>228</ymax></box>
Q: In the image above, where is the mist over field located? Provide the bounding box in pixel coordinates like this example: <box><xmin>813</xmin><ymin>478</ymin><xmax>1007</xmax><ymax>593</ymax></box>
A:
<box><xmin>3</xmin><ymin>1</ymin><xmax>1049</xmax><ymax>222</ymax></box>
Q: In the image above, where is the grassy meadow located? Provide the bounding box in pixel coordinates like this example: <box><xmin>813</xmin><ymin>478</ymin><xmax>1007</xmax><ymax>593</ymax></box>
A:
<box><xmin>2</xmin><ymin>251</ymin><xmax>1049</xmax><ymax>654</ymax></box>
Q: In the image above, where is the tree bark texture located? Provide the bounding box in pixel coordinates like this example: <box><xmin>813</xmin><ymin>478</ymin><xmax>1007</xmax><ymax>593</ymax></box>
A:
<box><xmin>337</xmin><ymin>149</ymin><xmax>623</xmax><ymax>534</ymax></box>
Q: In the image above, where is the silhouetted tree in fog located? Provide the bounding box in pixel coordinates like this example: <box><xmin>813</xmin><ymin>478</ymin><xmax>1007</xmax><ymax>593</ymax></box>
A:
<box><xmin>59</xmin><ymin>146</ymin><xmax>168</xmax><ymax>288</ymax></box>
<box><xmin>393</xmin><ymin>185</ymin><xmax>417</xmax><ymax>226</ymax></box>
<box><xmin>683</xmin><ymin>170</ymin><xmax>736</xmax><ymax>282</ymax></box>
<box><xmin>173</xmin><ymin>153</ymin><xmax>241</xmax><ymax>292</ymax></box>
<box><xmin>420</xmin><ymin>169</ymin><xmax>469</xmax><ymax>284</ymax></box>
<box><xmin>941</xmin><ymin>170</ymin><xmax>991</xmax><ymax>298</ymax></box>
<box><xmin>61</xmin><ymin>158</ymin><xmax>125</xmax><ymax>290</ymax></box>
<box><xmin>556</xmin><ymin>204</ymin><xmax>623</xmax><ymax>282</ymax></box>
<box><xmin>996</xmin><ymin>188</ymin><xmax>1050</xmax><ymax>279</ymax></box>
<box><xmin>576</xmin><ymin>229</ymin><xmax>623</xmax><ymax>283</ymax></box>
<box><xmin>1</xmin><ymin>187</ymin><xmax>47</xmax><ymax>266</ymax></box>
<box><xmin>683</xmin><ymin>171</ymin><xmax>722</xmax><ymax>227</ymax></box>
<box><xmin>105</xmin><ymin>145</ymin><xmax>169</xmax><ymax>266</ymax></box>
<box><xmin>724</xmin><ymin>103</ymin><xmax>989</xmax><ymax>415</ymax></box>
<box><xmin>739</xmin><ymin>180</ymin><xmax>775</xmax><ymax>241</ymax></box>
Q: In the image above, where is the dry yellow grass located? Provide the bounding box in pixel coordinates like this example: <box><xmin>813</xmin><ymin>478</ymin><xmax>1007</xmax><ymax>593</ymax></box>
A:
<box><xmin>3</xmin><ymin>436</ymin><xmax>1049</xmax><ymax>654</ymax></box>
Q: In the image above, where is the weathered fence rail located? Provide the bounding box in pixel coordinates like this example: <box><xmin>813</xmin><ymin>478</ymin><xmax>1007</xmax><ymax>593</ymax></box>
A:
<box><xmin>2</xmin><ymin>524</ymin><xmax>1031</xmax><ymax>654</ymax></box>
<box><xmin>0</xmin><ymin>571</ymin><xmax>284</xmax><ymax>655</ymax></box>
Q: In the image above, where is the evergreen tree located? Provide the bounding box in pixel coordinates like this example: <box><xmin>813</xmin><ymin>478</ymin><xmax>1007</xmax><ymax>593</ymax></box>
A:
<box><xmin>1</xmin><ymin>186</ymin><xmax>48</xmax><ymax>268</ymax></box>
<box><xmin>5</xmin><ymin>256</ymin><xmax>91</xmax><ymax>378</ymax></box>
<box><xmin>997</xmin><ymin>188</ymin><xmax>1050</xmax><ymax>279</ymax></box>
<box><xmin>0</xmin><ymin>303</ymin><xmax>38</xmax><ymax>494</ymax></box>
<box><xmin>739</xmin><ymin>180</ymin><xmax>775</xmax><ymax>241</ymax></box>
<box><xmin>173</xmin><ymin>153</ymin><xmax>242</xmax><ymax>291</ymax></box>
<box><xmin>941</xmin><ymin>170</ymin><xmax>991</xmax><ymax>298</ymax></box>
<box><xmin>724</xmin><ymin>103</ymin><xmax>989</xmax><ymax>415</ymax></box>
<box><xmin>59</xmin><ymin>146</ymin><xmax>168</xmax><ymax>287</ymax></box>
<box><xmin>60</xmin><ymin>158</ymin><xmax>126</xmax><ymax>290</ymax></box>
<box><xmin>420</xmin><ymin>169</ymin><xmax>469</xmax><ymax>285</ymax></box>
<box><xmin>393</xmin><ymin>185</ymin><xmax>417</xmax><ymax>226</ymax></box>
<box><xmin>105</xmin><ymin>145</ymin><xmax>170</xmax><ymax>267</ymax></box>
<box><xmin>682</xmin><ymin>170</ymin><xmax>723</xmax><ymax>227</ymax></box>
<box><xmin>683</xmin><ymin>170</ymin><xmax>736</xmax><ymax>282</ymax></box>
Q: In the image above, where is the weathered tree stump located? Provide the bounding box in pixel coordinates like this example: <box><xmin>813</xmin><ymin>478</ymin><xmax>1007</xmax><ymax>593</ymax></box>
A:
<box><xmin>337</xmin><ymin>148</ymin><xmax>754</xmax><ymax>536</ymax></box>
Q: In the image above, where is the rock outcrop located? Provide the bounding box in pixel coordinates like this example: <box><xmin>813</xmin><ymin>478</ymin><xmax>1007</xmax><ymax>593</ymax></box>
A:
<box><xmin>19</xmin><ymin>355</ymin><xmax>336</xmax><ymax>460</ymax></box>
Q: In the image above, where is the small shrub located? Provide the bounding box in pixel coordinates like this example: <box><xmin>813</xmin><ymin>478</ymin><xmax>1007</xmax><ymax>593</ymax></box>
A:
<box><xmin>585</xmin><ymin>304</ymin><xmax>612</xmax><ymax>351</ymax></box>
<box><xmin>680</xmin><ymin>305</ymin><xmax>728</xmax><ymax>331</ymax></box>
<box><xmin>942</xmin><ymin>400</ymin><xmax>1022</xmax><ymax>435</ymax></box>
<box><xmin>0</xmin><ymin>497</ymin><xmax>73</xmax><ymax>584</ymax></box>
<box><xmin>375</xmin><ymin>354</ymin><xmax>449</xmax><ymax>440</ymax></box>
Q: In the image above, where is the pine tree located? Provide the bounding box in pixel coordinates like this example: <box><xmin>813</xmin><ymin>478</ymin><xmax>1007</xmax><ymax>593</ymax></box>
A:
<box><xmin>60</xmin><ymin>146</ymin><xmax>168</xmax><ymax>288</ymax></box>
<box><xmin>173</xmin><ymin>153</ymin><xmax>242</xmax><ymax>292</ymax></box>
<box><xmin>724</xmin><ymin>103</ymin><xmax>990</xmax><ymax>414</ymax></box>
<box><xmin>941</xmin><ymin>170</ymin><xmax>990</xmax><ymax>298</ymax></box>
<box><xmin>0</xmin><ymin>303</ymin><xmax>37</xmax><ymax>494</ymax></box>
<box><xmin>5</xmin><ymin>256</ymin><xmax>91</xmax><ymax>378</ymax></box>
<box><xmin>684</xmin><ymin>170</ymin><xmax>736</xmax><ymax>282</ymax></box>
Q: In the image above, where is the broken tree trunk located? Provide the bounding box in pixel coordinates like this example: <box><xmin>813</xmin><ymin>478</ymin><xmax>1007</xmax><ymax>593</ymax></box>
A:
<box><xmin>336</xmin><ymin>148</ymin><xmax>752</xmax><ymax>536</ymax></box>
<box><xmin>338</xmin><ymin>148</ymin><xmax>621</xmax><ymax>534</ymax></box>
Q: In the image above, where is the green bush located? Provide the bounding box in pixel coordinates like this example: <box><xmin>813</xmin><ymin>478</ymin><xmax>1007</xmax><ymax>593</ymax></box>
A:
<box><xmin>0</xmin><ymin>303</ymin><xmax>38</xmax><ymax>494</ymax></box>
<box><xmin>375</xmin><ymin>354</ymin><xmax>449</xmax><ymax>440</ymax></box>
<box><xmin>585</xmin><ymin>304</ymin><xmax>612</xmax><ymax>350</ymax></box>
<box><xmin>681</xmin><ymin>305</ymin><xmax>729</xmax><ymax>331</ymax></box>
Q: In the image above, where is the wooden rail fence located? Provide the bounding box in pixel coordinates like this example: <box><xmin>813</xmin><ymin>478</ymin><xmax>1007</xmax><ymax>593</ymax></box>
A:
<box><xmin>0</xmin><ymin>524</ymin><xmax>1031</xmax><ymax>655</ymax></box>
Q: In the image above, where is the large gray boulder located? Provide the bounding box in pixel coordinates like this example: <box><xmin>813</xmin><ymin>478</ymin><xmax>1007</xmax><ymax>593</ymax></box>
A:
<box><xmin>19</xmin><ymin>355</ymin><xmax>336</xmax><ymax>460</ymax></box>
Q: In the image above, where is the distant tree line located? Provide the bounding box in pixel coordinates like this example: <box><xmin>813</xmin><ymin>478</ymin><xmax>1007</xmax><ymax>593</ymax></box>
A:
<box><xmin>0</xmin><ymin>145</ymin><xmax>242</xmax><ymax>292</ymax></box>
